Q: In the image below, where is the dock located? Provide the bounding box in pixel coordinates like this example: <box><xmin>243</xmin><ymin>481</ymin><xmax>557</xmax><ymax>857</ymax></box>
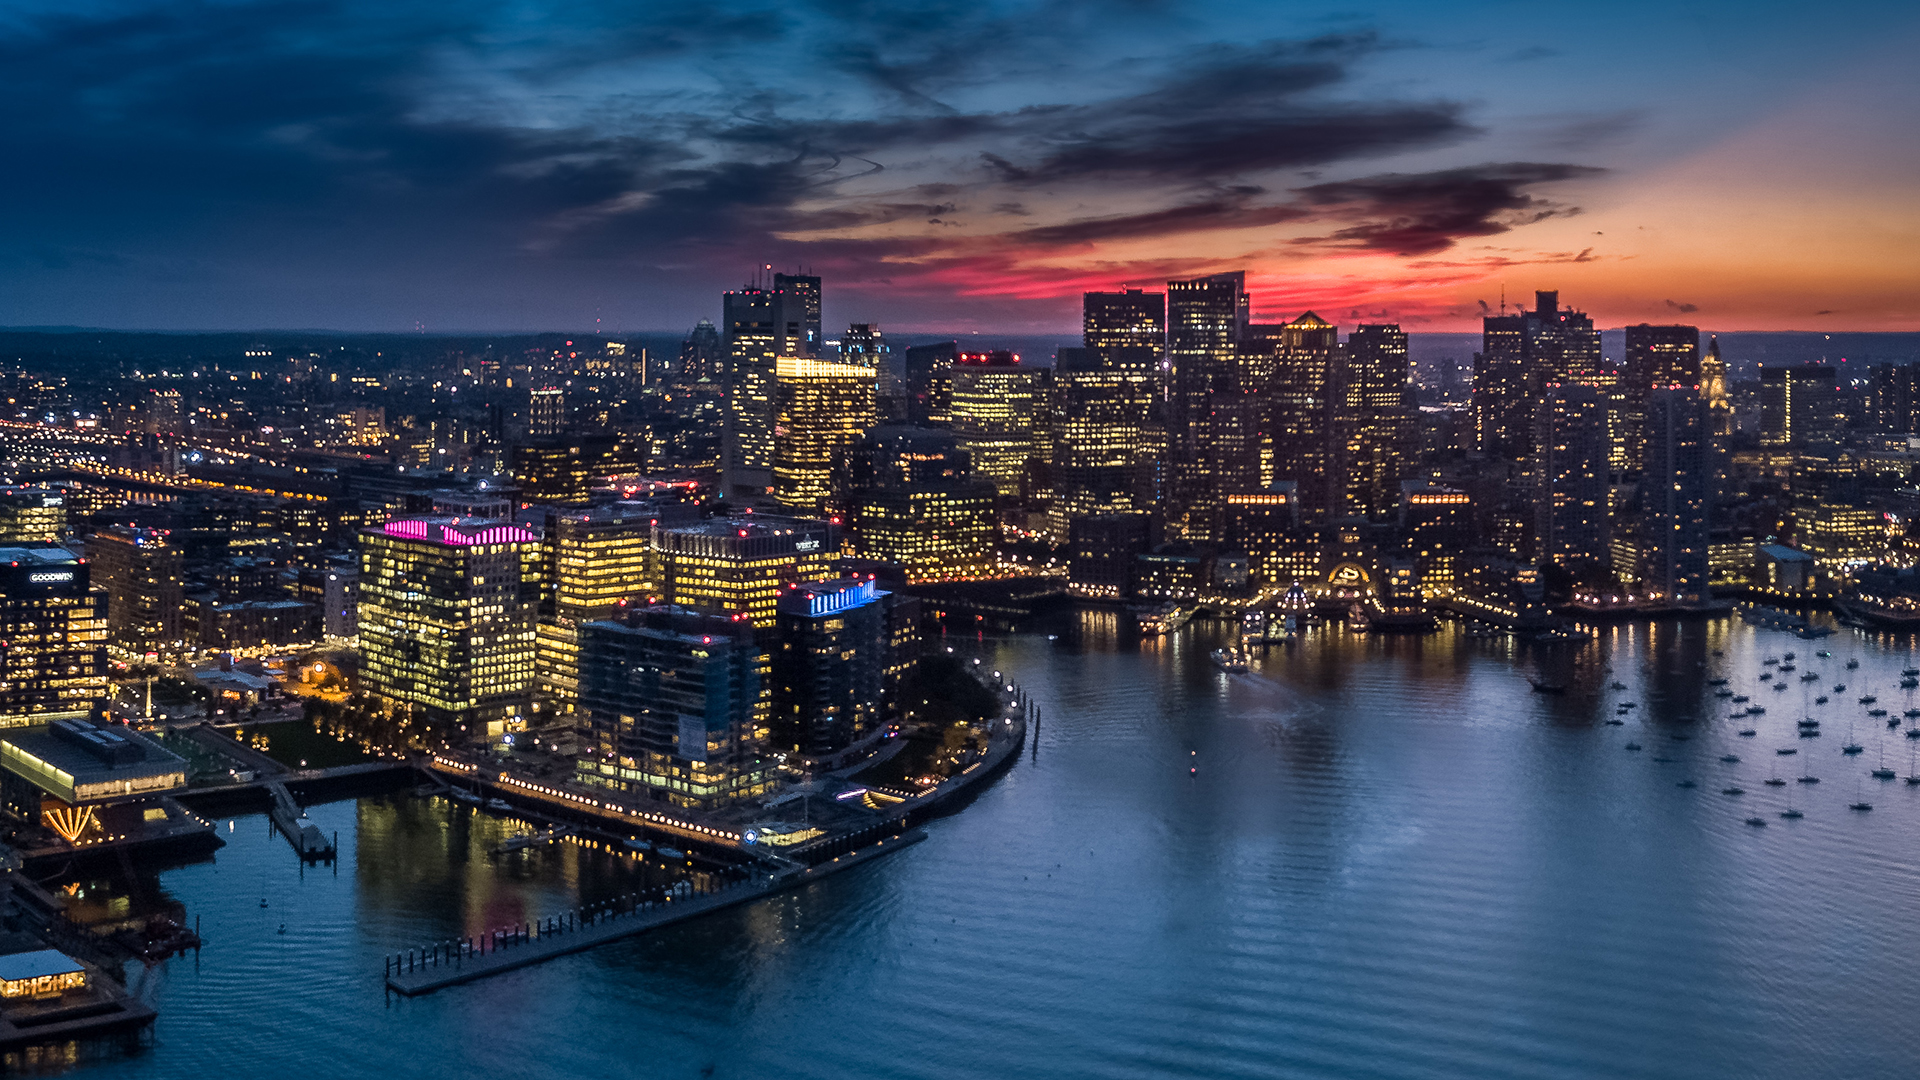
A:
<box><xmin>265</xmin><ymin>781</ymin><xmax>336</xmax><ymax>862</ymax></box>
<box><xmin>385</xmin><ymin>827</ymin><xmax>925</xmax><ymax>995</ymax></box>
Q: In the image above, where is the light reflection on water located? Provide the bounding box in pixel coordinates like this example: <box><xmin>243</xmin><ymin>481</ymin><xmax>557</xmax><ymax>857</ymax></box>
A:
<box><xmin>42</xmin><ymin>617</ymin><xmax>1920</xmax><ymax>1079</ymax></box>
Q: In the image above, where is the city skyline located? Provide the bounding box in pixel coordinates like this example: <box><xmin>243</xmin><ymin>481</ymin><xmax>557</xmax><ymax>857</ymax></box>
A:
<box><xmin>1</xmin><ymin>1</ymin><xmax>1915</xmax><ymax>334</ymax></box>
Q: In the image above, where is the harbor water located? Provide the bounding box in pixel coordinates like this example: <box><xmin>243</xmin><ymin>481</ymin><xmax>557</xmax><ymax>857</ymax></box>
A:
<box><xmin>39</xmin><ymin>617</ymin><xmax>1920</xmax><ymax>1079</ymax></box>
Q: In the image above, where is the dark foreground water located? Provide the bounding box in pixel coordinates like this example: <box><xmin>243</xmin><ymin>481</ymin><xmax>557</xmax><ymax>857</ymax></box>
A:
<box><xmin>41</xmin><ymin>618</ymin><xmax>1920</xmax><ymax>1079</ymax></box>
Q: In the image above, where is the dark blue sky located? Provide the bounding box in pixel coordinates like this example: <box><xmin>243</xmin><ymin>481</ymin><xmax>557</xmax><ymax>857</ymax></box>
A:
<box><xmin>1</xmin><ymin>1</ymin><xmax>1914</xmax><ymax>333</ymax></box>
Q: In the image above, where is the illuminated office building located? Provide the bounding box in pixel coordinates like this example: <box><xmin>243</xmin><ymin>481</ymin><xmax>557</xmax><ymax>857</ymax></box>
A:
<box><xmin>1759</xmin><ymin>364</ymin><xmax>1839</xmax><ymax>448</ymax></box>
<box><xmin>576</xmin><ymin>605</ymin><xmax>771</xmax><ymax>810</ymax></box>
<box><xmin>903</xmin><ymin>341</ymin><xmax>956</xmax><ymax>426</ymax></box>
<box><xmin>1047</xmin><ymin>346</ymin><xmax>1159</xmax><ymax>541</ymax></box>
<box><xmin>528</xmin><ymin>386</ymin><xmax>567</xmax><ymax>438</ymax></box>
<box><xmin>1166</xmin><ymin>273</ymin><xmax>1248</xmax><ymax>539</ymax></box>
<box><xmin>1223</xmin><ymin>483</ymin><xmax>1319</xmax><ymax>589</ymax></box>
<box><xmin>771</xmin><ymin>578</ymin><xmax>887</xmax><ymax>759</ymax></box>
<box><xmin>1534</xmin><ymin>384</ymin><xmax>1610</xmax><ymax>567</ymax></box>
<box><xmin>1338</xmin><ymin>324</ymin><xmax>1418</xmax><ymax>520</ymax></box>
<box><xmin>772</xmin><ymin>273</ymin><xmax>822</xmax><ymax>358</ymax></box>
<box><xmin>0</xmin><ymin>489</ymin><xmax>65</xmax><ymax>544</ymax></box>
<box><xmin>1398</xmin><ymin>483</ymin><xmax>1471</xmax><ymax>596</ymax></box>
<box><xmin>722</xmin><ymin>284</ymin><xmax>778</xmax><ymax>495</ymax></box>
<box><xmin>1623</xmin><ymin>324</ymin><xmax>1700</xmax><ymax>470</ymax></box>
<box><xmin>772</xmin><ymin>355</ymin><xmax>877</xmax><ymax>514</ymax></box>
<box><xmin>0</xmin><ymin>547</ymin><xmax>107</xmax><ymax>721</ymax></box>
<box><xmin>89</xmin><ymin>526</ymin><xmax>183</xmax><ymax>652</ymax></box>
<box><xmin>1473</xmin><ymin>292</ymin><xmax>1600</xmax><ymax>460</ymax></box>
<box><xmin>949</xmin><ymin>351</ymin><xmax>1042</xmax><ymax>496</ymax></box>
<box><xmin>652</xmin><ymin>516</ymin><xmax>839</xmax><ymax>628</ymax></box>
<box><xmin>844</xmin><ymin>426</ymin><xmax>998</xmax><ymax>581</ymax></box>
<box><xmin>357</xmin><ymin>518</ymin><xmax>541</xmax><ymax>740</ymax></box>
<box><xmin>1083</xmin><ymin>289</ymin><xmax>1166</xmax><ymax>353</ymax></box>
<box><xmin>1640</xmin><ymin>388</ymin><xmax>1712</xmax><ymax>603</ymax></box>
<box><xmin>1268</xmin><ymin>312</ymin><xmax>1339</xmax><ymax>522</ymax></box>
<box><xmin>511</xmin><ymin>435</ymin><xmax>643</xmax><ymax>506</ymax></box>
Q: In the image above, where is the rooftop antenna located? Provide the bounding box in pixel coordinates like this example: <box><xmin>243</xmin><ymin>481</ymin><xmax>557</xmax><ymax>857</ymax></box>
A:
<box><xmin>1500</xmin><ymin>285</ymin><xmax>1506</xmax><ymax>316</ymax></box>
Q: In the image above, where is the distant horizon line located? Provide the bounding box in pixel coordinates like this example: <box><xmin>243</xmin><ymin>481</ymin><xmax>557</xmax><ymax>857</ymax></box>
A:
<box><xmin>2</xmin><ymin>325</ymin><xmax>1913</xmax><ymax>339</ymax></box>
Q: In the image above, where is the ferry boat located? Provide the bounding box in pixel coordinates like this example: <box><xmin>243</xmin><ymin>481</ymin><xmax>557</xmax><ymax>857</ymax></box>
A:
<box><xmin>1210</xmin><ymin>648</ymin><xmax>1250</xmax><ymax>673</ymax></box>
<box><xmin>1130</xmin><ymin>600</ymin><xmax>1194</xmax><ymax>636</ymax></box>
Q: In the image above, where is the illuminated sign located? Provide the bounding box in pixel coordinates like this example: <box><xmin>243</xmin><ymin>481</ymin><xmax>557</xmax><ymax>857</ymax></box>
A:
<box><xmin>27</xmin><ymin>571</ymin><xmax>73</xmax><ymax>583</ymax></box>
<box><xmin>795</xmin><ymin>538</ymin><xmax>821</xmax><ymax>552</ymax></box>
<box><xmin>807</xmin><ymin>580</ymin><xmax>876</xmax><ymax>617</ymax></box>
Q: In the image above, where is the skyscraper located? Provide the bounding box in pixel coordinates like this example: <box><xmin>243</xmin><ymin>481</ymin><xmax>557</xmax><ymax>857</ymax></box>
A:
<box><xmin>902</xmin><ymin>341</ymin><xmax>956</xmax><ymax>426</ymax></box>
<box><xmin>949</xmin><ymin>350</ymin><xmax>1042</xmax><ymax>496</ymax></box>
<box><xmin>651</xmin><ymin>515</ymin><xmax>840</xmax><ymax>628</ymax></box>
<box><xmin>1759</xmin><ymin>364</ymin><xmax>1839</xmax><ymax>448</ymax></box>
<box><xmin>1083</xmin><ymin>289</ymin><xmax>1166</xmax><ymax>353</ymax></box>
<box><xmin>1165</xmin><ymin>273</ymin><xmax>1248</xmax><ymax>539</ymax></box>
<box><xmin>1623</xmin><ymin>324</ymin><xmax>1700</xmax><ymax>470</ymax></box>
<box><xmin>677</xmin><ymin>318</ymin><xmax>723</xmax><ymax>384</ymax></box>
<box><xmin>772</xmin><ymin>355</ymin><xmax>877</xmax><ymax>514</ymax></box>
<box><xmin>722</xmin><ymin>284</ymin><xmax>778</xmax><ymax>496</ymax></box>
<box><xmin>1267</xmin><ymin>312</ymin><xmax>1339</xmax><ymax>523</ymax></box>
<box><xmin>1047</xmin><ymin>346</ymin><xmax>1159</xmax><ymax>541</ymax></box>
<box><xmin>1640</xmin><ymin>388</ymin><xmax>1712</xmax><ymax>604</ymax></box>
<box><xmin>771</xmin><ymin>578</ymin><xmax>887</xmax><ymax>759</ymax></box>
<box><xmin>357</xmin><ymin>518</ymin><xmax>541</xmax><ymax>741</ymax></box>
<box><xmin>1473</xmin><ymin>292</ymin><xmax>1601</xmax><ymax>461</ymax></box>
<box><xmin>771</xmin><ymin>273</ymin><xmax>822</xmax><ymax>358</ymax></box>
<box><xmin>1533</xmin><ymin>383</ymin><xmax>1609</xmax><ymax>567</ymax></box>
<box><xmin>1338</xmin><ymin>324</ymin><xmax>1418</xmax><ymax>520</ymax></box>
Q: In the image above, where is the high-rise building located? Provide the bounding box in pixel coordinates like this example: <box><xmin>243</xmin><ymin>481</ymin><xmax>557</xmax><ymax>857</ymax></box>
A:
<box><xmin>1640</xmin><ymin>388</ymin><xmax>1712</xmax><ymax>604</ymax></box>
<box><xmin>1223</xmin><ymin>483</ymin><xmax>1319</xmax><ymax>588</ymax></box>
<box><xmin>1700</xmin><ymin>336</ymin><xmax>1731</xmax><ymax>436</ymax></box>
<box><xmin>0</xmin><ymin>488</ymin><xmax>65</xmax><ymax>544</ymax></box>
<box><xmin>511</xmin><ymin>435</ymin><xmax>644</xmax><ymax>506</ymax></box>
<box><xmin>1533</xmin><ymin>384</ymin><xmax>1610</xmax><ymax>567</ymax></box>
<box><xmin>1066</xmin><ymin>513</ymin><xmax>1153</xmax><ymax>598</ymax></box>
<box><xmin>1338</xmin><ymin>324</ymin><xmax>1418</xmax><ymax>520</ymax></box>
<box><xmin>1268</xmin><ymin>312</ymin><xmax>1339</xmax><ymax>523</ymax></box>
<box><xmin>902</xmin><ymin>341</ymin><xmax>956</xmax><ymax>426</ymax></box>
<box><xmin>771</xmin><ymin>578</ymin><xmax>887</xmax><ymax>759</ymax></box>
<box><xmin>840</xmin><ymin>324</ymin><xmax>902</xmax><ymax>417</ymax></box>
<box><xmin>949</xmin><ymin>351</ymin><xmax>1042</xmax><ymax>496</ymax></box>
<box><xmin>1759</xmin><ymin>364</ymin><xmax>1839</xmax><ymax>448</ymax></box>
<box><xmin>1083</xmin><ymin>289</ymin><xmax>1166</xmax><ymax>353</ymax></box>
<box><xmin>576</xmin><ymin>605</ymin><xmax>771</xmax><ymax>810</ymax></box>
<box><xmin>1872</xmin><ymin>362</ymin><xmax>1920</xmax><ymax>434</ymax></box>
<box><xmin>844</xmin><ymin>426</ymin><xmax>998</xmax><ymax>581</ymax></box>
<box><xmin>1047</xmin><ymin>346</ymin><xmax>1159</xmax><ymax>541</ymax></box>
<box><xmin>1623</xmin><ymin>324</ymin><xmax>1700</xmax><ymax>470</ymax></box>
<box><xmin>1166</xmin><ymin>273</ymin><xmax>1249</xmax><ymax>539</ymax></box>
<box><xmin>652</xmin><ymin>516</ymin><xmax>839</xmax><ymax>628</ymax></box>
<box><xmin>772</xmin><ymin>356</ymin><xmax>877</xmax><ymax>515</ymax></box>
<box><xmin>1473</xmin><ymin>292</ymin><xmax>1600</xmax><ymax>460</ymax></box>
<box><xmin>89</xmin><ymin>526</ymin><xmax>183</xmax><ymax>652</ymax></box>
<box><xmin>677</xmin><ymin>318</ymin><xmax>723</xmax><ymax>384</ymax></box>
<box><xmin>0</xmin><ymin>547</ymin><xmax>107</xmax><ymax>721</ymax></box>
<box><xmin>357</xmin><ymin>518</ymin><xmax>541</xmax><ymax>741</ymax></box>
<box><xmin>772</xmin><ymin>273</ymin><xmax>822</xmax><ymax>358</ymax></box>
<box><xmin>722</xmin><ymin>284</ymin><xmax>778</xmax><ymax>495</ymax></box>
<box><xmin>1398</xmin><ymin>483</ymin><xmax>1471</xmax><ymax>596</ymax></box>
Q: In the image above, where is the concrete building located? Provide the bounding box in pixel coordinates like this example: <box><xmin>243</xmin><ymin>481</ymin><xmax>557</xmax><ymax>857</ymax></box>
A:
<box><xmin>771</xmin><ymin>579</ymin><xmax>887</xmax><ymax>760</ymax></box>
<box><xmin>1534</xmin><ymin>383</ymin><xmax>1610</xmax><ymax>567</ymax></box>
<box><xmin>88</xmin><ymin>526</ymin><xmax>183</xmax><ymax>653</ymax></box>
<box><xmin>1640</xmin><ymin>388</ymin><xmax>1712</xmax><ymax>603</ymax></box>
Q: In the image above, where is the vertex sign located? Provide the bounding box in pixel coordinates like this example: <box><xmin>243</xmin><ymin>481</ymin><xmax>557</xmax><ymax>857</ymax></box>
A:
<box><xmin>27</xmin><ymin>571</ymin><xmax>73</xmax><ymax>584</ymax></box>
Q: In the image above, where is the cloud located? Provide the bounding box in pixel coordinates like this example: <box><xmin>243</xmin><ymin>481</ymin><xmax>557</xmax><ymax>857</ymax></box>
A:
<box><xmin>1289</xmin><ymin>162</ymin><xmax>1605</xmax><ymax>255</ymax></box>
<box><xmin>1665</xmin><ymin>299</ymin><xmax>1699</xmax><ymax>313</ymax></box>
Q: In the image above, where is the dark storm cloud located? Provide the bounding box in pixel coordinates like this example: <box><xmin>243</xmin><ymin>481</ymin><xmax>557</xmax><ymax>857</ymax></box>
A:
<box><xmin>1290</xmin><ymin>162</ymin><xmax>1606</xmax><ymax>255</ymax></box>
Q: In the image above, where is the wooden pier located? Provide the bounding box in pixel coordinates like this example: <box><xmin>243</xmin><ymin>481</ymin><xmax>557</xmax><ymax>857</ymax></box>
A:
<box><xmin>384</xmin><ymin>828</ymin><xmax>925</xmax><ymax>995</ymax></box>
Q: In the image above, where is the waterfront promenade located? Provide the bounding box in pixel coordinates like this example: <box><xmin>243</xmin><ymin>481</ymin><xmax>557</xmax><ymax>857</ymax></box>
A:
<box><xmin>385</xmin><ymin>828</ymin><xmax>926</xmax><ymax>995</ymax></box>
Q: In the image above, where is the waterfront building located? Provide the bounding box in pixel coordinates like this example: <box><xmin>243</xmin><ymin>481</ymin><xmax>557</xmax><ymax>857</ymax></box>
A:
<box><xmin>0</xmin><ymin>719</ymin><xmax>186</xmax><ymax>843</ymax></box>
<box><xmin>0</xmin><ymin>547</ymin><xmax>107</xmax><ymax>721</ymax></box>
<box><xmin>652</xmin><ymin>515</ymin><xmax>839</xmax><ymax>628</ymax></box>
<box><xmin>89</xmin><ymin>526</ymin><xmax>183</xmax><ymax>653</ymax></box>
<box><xmin>1759</xmin><ymin>364</ymin><xmax>1839</xmax><ymax>448</ymax></box>
<box><xmin>1224</xmin><ymin>483</ymin><xmax>1319</xmax><ymax>589</ymax></box>
<box><xmin>576</xmin><ymin>605</ymin><xmax>771</xmax><ymax>810</ymax></box>
<box><xmin>1338</xmin><ymin>324</ymin><xmax>1418</xmax><ymax>520</ymax></box>
<box><xmin>0</xmin><ymin>488</ymin><xmax>65</xmax><ymax>544</ymax></box>
<box><xmin>1047</xmin><ymin>346</ymin><xmax>1159</xmax><ymax>542</ymax></box>
<box><xmin>1166</xmin><ymin>272</ymin><xmax>1249</xmax><ymax>540</ymax></box>
<box><xmin>1639</xmin><ymin>388</ymin><xmax>1712</xmax><ymax>603</ymax></box>
<box><xmin>1398</xmin><ymin>483</ymin><xmax>1471</xmax><ymax>597</ymax></box>
<box><xmin>1534</xmin><ymin>383</ymin><xmax>1610</xmax><ymax>568</ymax></box>
<box><xmin>843</xmin><ymin>426</ymin><xmax>998</xmax><ymax>582</ymax></box>
<box><xmin>1066</xmin><ymin>512</ymin><xmax>1153</xmax><ymax>598</ymax></box>
<box><xmin>1083</xmin><ymin>289</ymin><xmax>1166</xmax><ymax>353</ymax></box>
<box><xmin>357</xmin><ymin>518</ymin><xmax>541</xmax><ymax>741</ymax></box>
<box><xmin>949</xmin><ymin>351</ymin><xmax>1043</xmax><ymax>496</ymax></box>
<box><xmin>1134</xmin><ymin>545</ymin><xmax>1204</xmax><ymax>600</ymax></box>
<box><xmin>1791</xmin><ymin>499</ymin><xmax>1886</xmax><ymax>573</ymax></box>
<box><xmin>772</xmin><ymin>578</ymin><xmax>887</xmax><ymax>760</ymax></box>
<box><xmin>772</xmin><ymin>355</ymin><xmax>877</xmax><ymax>515</ymax></box>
